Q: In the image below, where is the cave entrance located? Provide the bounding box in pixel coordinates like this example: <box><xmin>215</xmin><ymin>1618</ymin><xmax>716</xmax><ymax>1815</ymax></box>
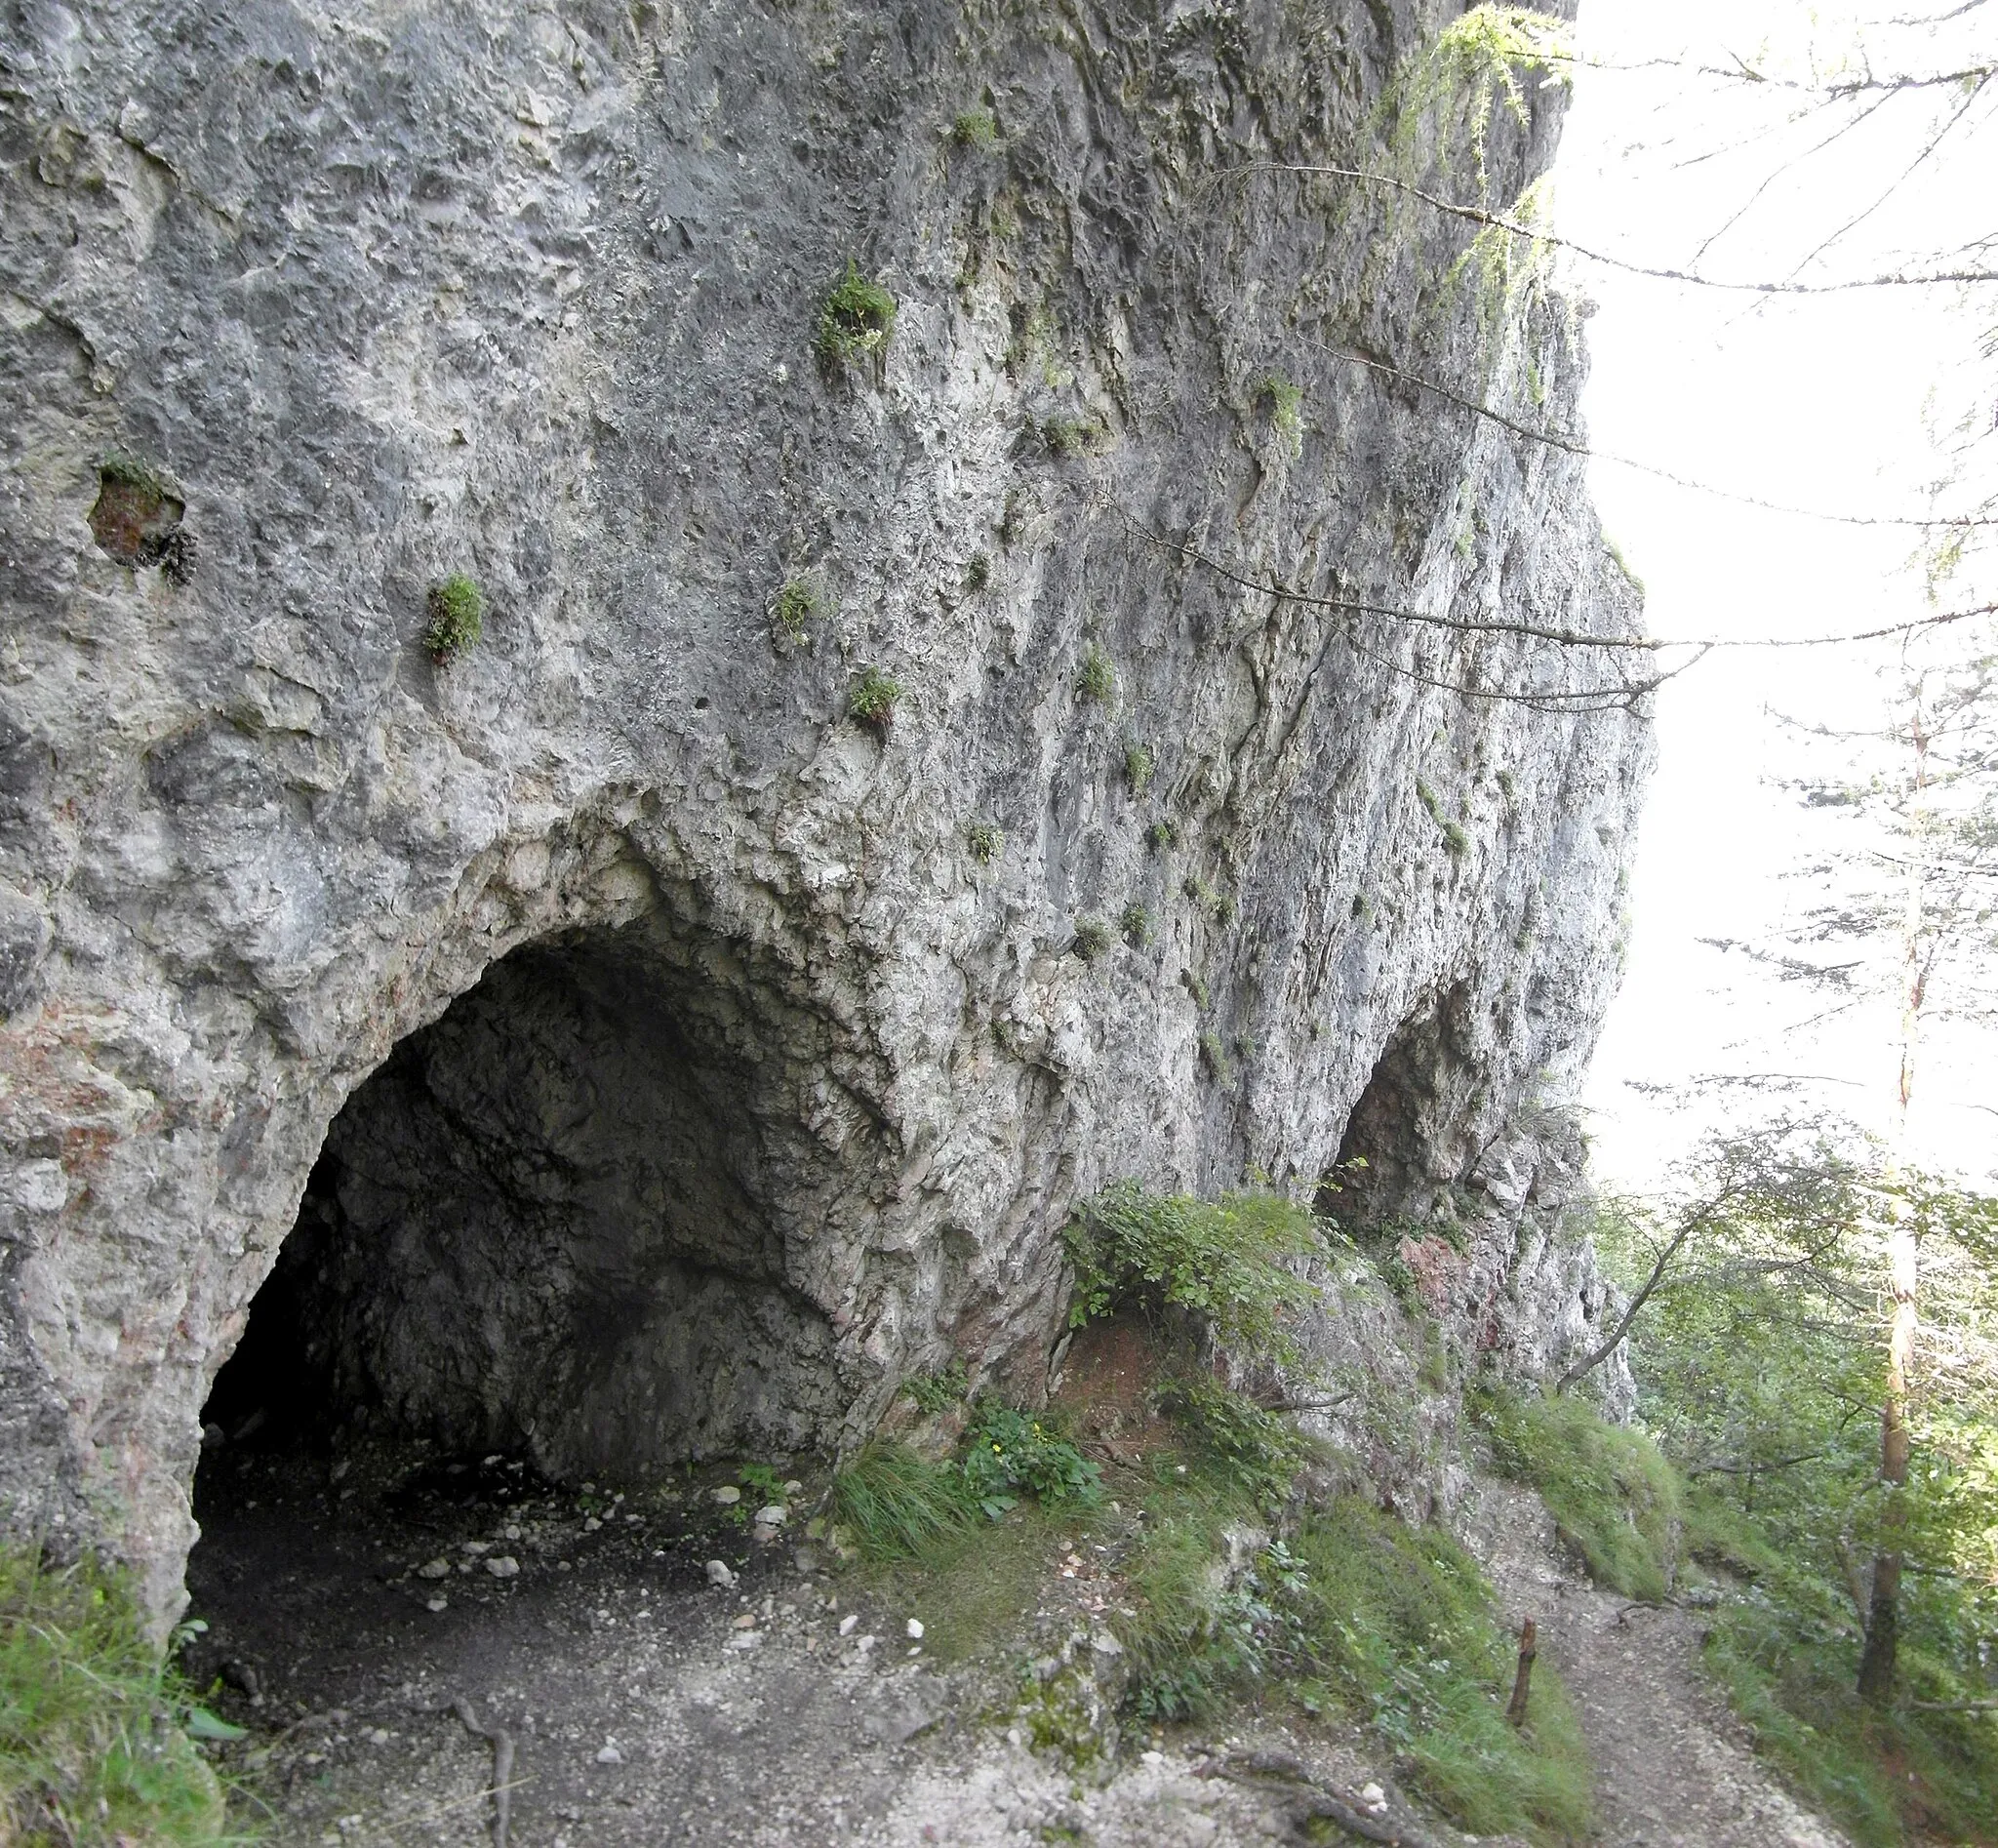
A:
<box><xmin>197</xmin><ymin>916</ymin><xmax>841</xmax><ymax>1490</ymax></box>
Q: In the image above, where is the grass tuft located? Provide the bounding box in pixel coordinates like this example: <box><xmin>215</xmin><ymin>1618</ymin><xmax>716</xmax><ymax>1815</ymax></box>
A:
<box><xmin>966</xmin><ymin>819</ymin><xmax>1003</xmax><ymax>865</ymax></box>
<box><xmin>1478</xmin><ymin>1389</ymin><xmax>1682</xmax><ymax>1601</ymax></box>
<box><xmin>0</xmin><ymin>1549</ymin><xmax>241</xmax><ymax>1846</ymax></box>
<box><xmin>816</xmin><ymin>261</ymin><xmax>897</xmax><ymax>369</ymax></box>
<box><xmin>1076</xmin><ymin>643</ymin><xmax>1115</xmax><ymax>704</ymax></box>
<box><xmin>831</xmin><ymin>1444</ymin><xmax>979</xmax><ymax>1561</ymax></box>
<box><xmin>849</xmin><ymin>665</ymin><xmax>904</xmax><ymax>732</ymax></box>
<box><xmin>1071</xmin><ymin>915</ymin><xmax>1112</xmax><ymax>963</ymax></box>
<box><xmin>950</xmin><ymin>106</ymin><xmax>1000</xmax><ymax>149</ymax></box>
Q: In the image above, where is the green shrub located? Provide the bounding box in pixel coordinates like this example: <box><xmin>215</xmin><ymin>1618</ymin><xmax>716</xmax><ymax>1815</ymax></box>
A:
<box><xmin>0</xmin><ymin>1550</ymin><xmax>240</xmax><ymax>1847</ymax></box>
<box><xmin>1148</xmin><ymin>818</ymin><xmax>1179</xmax><ymax>852</ymax></box>
<box><xmin>966</xmin><ymin>820</ymin><xmax>1003</xmax><ymax>865</ymax></box>
<box><xmin>1064</xmin><ymin>1181</ymin><xmax>1319</xmax><ymax>1359</ymax></box>
<box><xmin>424</xmin><ymin>573</ymin><xmax>484</xmax><ymax>662</ymax></box>
<box><xmin>1278</xmin><ymin>1500</ymin><xmax>1595</xmax><ymax>1842</ymax></box>
<box><xmin>1123</xmin><ymin>740</ymin><xmax>1155</xmax><ymax>796</ymax></box>
<box><xmin>817</xmin><ymin>261</ymin><xmax>897</xmax><ymax>368</ymax></box>
<box><xmin>1155</xmin><ymin>1376</ymin><xmax>1309</xmax><ymax>1511</ymax></box>
<box><xmin>849</xmin><ymin>665</ymin><xmax>904</xmax><ymax>731</ymax></box>
<box><xmin>950</xmin><ymin>106</ymin><xmax>999</xmax><ymax>149</ymax></box>
<box><xmin>960</xmin><ymin>1404</ymin><xmax>1101</xmax><ymax>1519</ymax></box>
<box><xmin>1071</xmin><ymin>915</ymin><xmax>1111</xmax><ymax>962</ymax></box>
<box><xmin>964</xmin><ymin>551</ymin><xmax>991</xmax><ymax>592</ymax></box>
<box><xmin>773</xmin><ymin>577</ymin><xmax>819</xmax><ymax>645</ymax></box>
<box><xmin>1198</xmin><ymin>1028</ymin><xmax>1231</xmax><ymax>1083</ymax></box>
<box><xmin>1119</xmin><ymin>902</ymin><xmax>1153</xmax><ymax>947</ymax></box>
<box><xmin>1076</xmin><ymin>642</ymin><xmax>1115</xmax><ymax>703</ymax></box>
<box><xmin>1478</xmin><ymin>1389</ymin><xmax>1682</xmax><ymax>1601</ymax></box>
<box><xmin>902</xmin><ymin>1359</ymin><xmax>970</xmax><ymax>1416</ymax></box>
<box><xmin>1042</xmin><ymin>416</ymin><xmax>1103</xmax><ymax>458</ymax></box>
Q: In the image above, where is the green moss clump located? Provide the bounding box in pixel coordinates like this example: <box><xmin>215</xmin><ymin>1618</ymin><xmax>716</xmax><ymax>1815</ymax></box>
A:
<box><xmin>1148</xmin><ymin>818</ymin><xmax>1179</xmax><ymax>853</ymax></box>
<box><xmin>966</xmin><ymin>819</ymin><xmax>1003</xmax><ymax>865</ymax></box>
<box><xmin>1041</xmin><ymin>415</ymin><xmax>1103</xmax><ymax>458</ymax></box>
<box><xmin>964</xmin><ymin>551</ymin><xmax>991</xmax><ymax>593</ymax></box>
<box><xmin>816</xmin><ymin>261</ymin><xmax>897</xmax><ymax>369</ymax></box>
<box><xmin>1071</xmin><ymin>915</ymin><xmax>1112</xmax><ymax>962</ymax></box>
<box><xmin>1076</xmin><ymin>643</ymin><xmax>1115</xmax><ymax>704</ymax></box>
<box><xmin>424</xmin><ymin>573</ymin><xmax>485</xmax><ymax>663</ymax></box>
<box><xmin>849</xmin><ymin>665</ymin><xmax>905</xmax><ymax>732</ymax></box>
<box><xmin>1120</xmin><ymin>902</ymin><xmax>1153</xmax><ymax>947</ymax></box>
<box><xmin>950</xmin><ymin>106</ymin><xmax>999</xmax><ymax>149</ymax></box>
<box><xmin>0</xmin><ymin>1549</ymin><xmax>239</xmax><ymax>1846</ymax></box>
<box><xmin>1124</xmin><ymin>740</ymin><xmax>1155</xmax><ymax>796</ymax></box>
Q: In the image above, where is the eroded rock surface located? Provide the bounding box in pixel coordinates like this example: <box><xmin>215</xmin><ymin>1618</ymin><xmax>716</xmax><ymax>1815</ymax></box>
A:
<box><xmin>0</xmin><ymin>0</ymin><xmax>1647</xmax><ymax>1619</ymax></box>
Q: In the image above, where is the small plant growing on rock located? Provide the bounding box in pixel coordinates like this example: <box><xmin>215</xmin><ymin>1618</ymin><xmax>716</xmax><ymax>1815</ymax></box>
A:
<box><xmin>1181</xmin><ymin>967</ymin><xmax>1211</xmax><ymax>1009</ymax></box>
<box><xmin>850</xmin><ymin>665</ymin><xmax>905</xmax><ymax>732</ymax></box>
<box><xmin>1072</xmin><ymin>915</ymin><xmax>1112</xmax><ymax>963</ymax></box>
<box><xmin>1076</xmin><ymin>643</ymin><xmax>1115</xmax><ymax>704</ymax></box>
<box><xmin>1041</xmin><ymin>414</ymin><xmax>1104</xmax><ymax>458</ymax></box>
<box><xmin>1121</xmin><ymin>902</ymin><xmax>1153</xmax><ymax>947</ymax></box>
<box><xmin>964</xmin><ymin>551</ymin><xmax>991</xmax><ymax>593</ymax></box>
<box><xmin>817</xmin><ymin>261</ymin><xmax>897</xmax><ymax>369</ymax></box>
<box><xmin>961</xmin><ymin>1402</ymin><xmax>1100</xmax><ymax>1518</ymax></box>
<box><xmin>1124</xmin><ymin>740</ymin><xmax>1155</xmax><ymax>796</ymax></box>
<box><xmin>951</xmin><ymin>106</ymin><xmax>1000</xmax><ymax>149</ymax></box>
<box><xmin>425</xmin><ymin>573</ymin><xmax>485</xmax><ymax>663</ymax></box>
<box><xmin>902</xmin><ymin>1359</ymin><xmax>971</xmax><ymax>1416</ymax></box>
<box><xmin>1253</xmin><ymin>374</ymin><xmax>1305</xmax><ymax>456</ymax></box>
<box><xmin>966</xmin><ymin>819</ymin><xmax>1003</xmax><ymax>864</ymax></box>
<box><xmin>1199</xmin><ymin>1028</ymin><xmax>1233</xmax><ymax>1084</ymax></box>
<box><xmin>1149</xmin><ymin>818</ymin><xmax>1179</xmax><ymax>853</ymax></box>
<box><xmin>773</xmin><ymin>577</ymin><xmax>820</xmax><ymax>646</ymax></box>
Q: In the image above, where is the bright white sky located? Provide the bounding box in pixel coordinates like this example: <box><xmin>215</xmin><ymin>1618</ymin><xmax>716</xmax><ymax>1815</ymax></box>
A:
<box><xmin>1552</xmin><ymin>0</ymin><xmax>1998</xmax><ymax>1189</ymax></box>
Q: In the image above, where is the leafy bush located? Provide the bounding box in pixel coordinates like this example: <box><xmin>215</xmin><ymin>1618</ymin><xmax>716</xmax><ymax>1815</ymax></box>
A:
<box><xmin>1253</xmin><ymin>374</ymin><xmax>1304</xmax><ymax>455</ymax></box>
<box><xmin>966</xmin><ymin>820</ymin><xmax>1003</xmax><ymax>865</ymax></box>
<box><xmin>1119</xmin><ymin>903</ymin><xmax>1153</xmax><ymax>947</ymax></box>
<box><xmin>1154</xmin><ymin>1375</ymin><xmax>1309</xmax><ymax>1510</ymax></box>
<box><xmin>816</xmin><ymin>261</ymin><xmax>896</xmax><ymax>367</ymax></box>
<box><xmin>1064</xmin><ymin>1181</ymin><xmax>1320</xmax><ymax>1359</ymax></box>
<box><xmin>849</xmin><ymin>665</ymin><xmax>904</xmax><ymax>731</ymax></box>
<box><xmin>1148</xmin><ymin>817</ymin><xmax>1178</xmax><ymax>852</ymax></box>
<box><xmin>960</xmin><ymin>1404</ymin><xmax>1100</xmax><ymax>1519</ymax></box>
<box><xmin>0</xmin><ymin>1550</ymin><xmax>241</xmax><ymax>1847</ymax></box>
<box><xmin>424</xmin><ymin>573</ymin><xmax>484</xmax><ymax>662</ymax></box>
<box><xmin>772</xmin><ymin>577</ymin><xmax>819</xmax><ymax>645</ymax></box>
<box><xmin>901</xmin><ymin>1360</ymin><xmax>970</xmax><ymax>1416</ymax></box>
<box><xmin>1478</xmin><ymin>1389</ymin><xmax>1682</xmax><ymax>1601</ymax></box>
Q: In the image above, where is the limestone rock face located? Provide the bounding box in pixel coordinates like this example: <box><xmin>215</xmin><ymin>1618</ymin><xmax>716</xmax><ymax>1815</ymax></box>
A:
<box><xmin>0</xmin><ymin>0</ymin><xmax>1648</xmax><ymax>1619</ymax></box>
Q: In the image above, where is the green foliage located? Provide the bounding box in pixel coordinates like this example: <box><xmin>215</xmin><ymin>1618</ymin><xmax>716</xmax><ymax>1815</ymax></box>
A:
<box><xmin>950</xmin><ymin>106</ymin><xmax>999</xmax><ymax>149</ymax></box>
<box><xmin>1148</xmin><ymin>817</ymin><xmax>1179</xmax><ymax>852</ymax></box>
<box><xmin>1075</xmin><ymin>643</ymin><xmax>1115</xmax><ymax>703</ymax></box>
<box><xmin>424</xmin><ymin>573</ymin><xmax>484</xmax><ymax>662</ymax></box>
<box><xmin>902</xmin><ymin>1359</ymin><xmax>970</xmax><ymax>1416</ymax></box>
<box><xmin>1384</xmin><ymin>7</ymin><xmax>1574</xmax><ymax>199</ymax></box>
<box><xmin>0</xmin><ymin>1550</ymin><xmax>239</xmax><ymax>1846</ymax></box>
<box><xmin>1154</xmin><ymin>1376</ymin><xmax>1309</xmax><ymax>1511</ymax></box>
<box><xmin>966</xmin><ymin>819</ymin><xmax>1003</xmax><ymax>865</ymax></box>
<box><xmin>1599</xmin><ymin>1135</ymin><xmax>1998</xmax><ymax>1842</ymax></box>
<box><xmin>831</xmin><ymin>1444</ymin><xmax>980</xmax><ymax>1561</ymax></box>
<box><xmin>773</xmin><ymin>577</ymin><xmax>820</xmax><ymax>645</ymax></box>
<box><xmin>1198</xmin><ymin>1028</ymin><xmax>1232</xmax><ymax>1083</ymax></box>
<box><xmin>816</xmin><ymin>261</ymin><xmax>897</xmax><ymax>368</ymax></box>
<box><xmin>849</xmin><ymin>665</ymin><xmax>904</xmax><ymax>731</ymax></box>
<box><xmin>98</xmin><ymin>452</ymin><xmax>169</xmax><ymax>495</ymax></box>
<box><xmin>964</xmin><ymin>551</ymin><xmax>991</xmax><ymax>593</ymax></box>
<box><xmin>1181</xmin><ymin>967</ymin><xmax>1211</xmax><ymax>1010</ymax></box>
<box><xmin>1479</xmin><ymin>1389</ymin><xmax>1683</xmax><ymax>1602</ymax></box>
<box><xmin>1063</xmin><ymin>1180</ymin><xmax>1320</xmax><ymax>1359</ymax></box>
<box><xmin>960</xmin><ymin>1404</ymin><xmax>1101</xmax><ymax>1520</ymax></box>
<box><xmin>1120</xmin><ymin>902</ymin><xmax>1153</xmax><ymax>948</ymax></box>
<box><xmin>1041</xmin><ymin>415</ymin><xmax>1104</xmax><ymax>459</ymax></box>
<box><xmin>1441</xmin><ymin>819</ymin><xmax>1470</xmax><ymax>858</ymax></box>
<box><xmin>1277</xmin><ymin>1501</ymin><xmax>1595</xmax><ymax>1842</ymax></box>
<box><xmin>1071</xmin><ymin>915</ymin><xmax>1111</xmax><ymax>962</ymax></box>
<box><xmin>1253</xmin><ymin>375</ymin><xmax>1304</xmax><ymax>456</ymax></box>
<box><xmin>1123</xmin><ymin>740</ymin><xmax>1155</xmax><ymax>796</ymax></box>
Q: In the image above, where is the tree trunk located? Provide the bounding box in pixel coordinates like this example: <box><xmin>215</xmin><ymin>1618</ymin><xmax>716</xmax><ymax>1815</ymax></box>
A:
<box><xmin>1857</xmin><ymin>1233</ymin><xmax>1915</xmax><ymax>1704</ymax></box>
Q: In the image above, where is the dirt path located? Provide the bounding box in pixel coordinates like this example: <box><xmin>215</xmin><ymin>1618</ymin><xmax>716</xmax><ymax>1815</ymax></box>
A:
<box><xmin>1470</xmin><ymin>1483</ymin><xmax>1850</xmax><ymax>1848</ymax></box>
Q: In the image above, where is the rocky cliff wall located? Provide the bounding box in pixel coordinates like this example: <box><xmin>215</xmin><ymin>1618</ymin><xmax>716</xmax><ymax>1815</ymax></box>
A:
<box><xmin>0</xmin><ymin>0</ymin><xmax>1648</xmax><ymax>1621</ymax></box>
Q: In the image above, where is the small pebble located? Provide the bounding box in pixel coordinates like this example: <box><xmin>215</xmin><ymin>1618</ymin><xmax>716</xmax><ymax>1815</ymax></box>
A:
<box><xmin>906</xmin><ymin>1619</ymin><xmax>924</xmax><ymax>1639</ymax></box>
<box><xmin>705</xmin><ymin>1560</ymin><xmax>737</xmax><ymax>1587</ymax></box>
<box><xmin>595</xmin><ymin>1744</ymin><xmax>623</xmax><ymax>1765</ymax></box>
<box><xmin>712</xmin><ymin>1485</ymin><xmax>741</xmax><ymax>1506</ymax></box>
<box><xmin>1141</xmin><ymin>1749</ymin><xmax>1164</xmax><ymax>1766</ymax></box>
<box><xmin>1361</xmin><ymin>1782</ymin><xmax>1387</xmax><ymax>1811</ymax></box>
<box><xmin>417</xmin><ymin>1559</ymin><xmax>451</xmax><ymax>1580</ymax></box>
<box><xmin>485</xmin><ymin>1555</ymin><xmax>520</xmax><ymax>1579</ymax></box>
<box><xmin>583</xmin><ymin>1516</ymin><xmax>602</xmax><ymax>1532</ymax></box>
<box><xmin>460</xmin><ymin>1540</ymin><xmax>490</xmax><ymax>1555</ymax></box>
<box><xmin>732</xmin><ymin>1612</ymin><xmax>759</xmax><ymax>1629</ymax></box>
<box><xmin>424</xmin><ymin>1596</ymin><xmax>448</xmax><ymax>1613</ymax></box>
<box><xmin>839</xmin><ymin>1613</ymin><xmax>860</xmax><ymax>1636</ymax></box>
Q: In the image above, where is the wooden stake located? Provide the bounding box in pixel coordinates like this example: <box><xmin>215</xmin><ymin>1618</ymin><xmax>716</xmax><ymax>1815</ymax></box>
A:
<box><xmin>1506</xmin><ymin>1617</ymin><xmax>1538</xmax><ymax>1728</ymax></box>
